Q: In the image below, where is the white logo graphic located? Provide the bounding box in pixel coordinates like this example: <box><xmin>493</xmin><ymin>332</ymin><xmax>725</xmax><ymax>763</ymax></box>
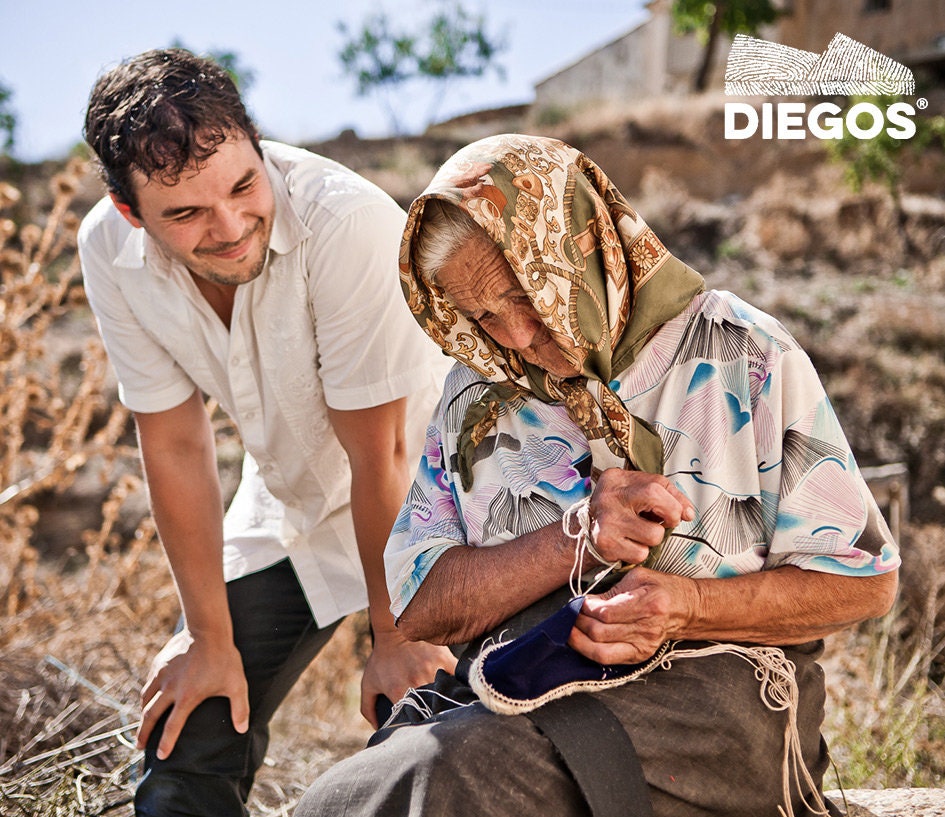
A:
<box><xmin>725</xmin><ymin>32</ymin><xmax>915</xmax><ymax>96</ymax></box>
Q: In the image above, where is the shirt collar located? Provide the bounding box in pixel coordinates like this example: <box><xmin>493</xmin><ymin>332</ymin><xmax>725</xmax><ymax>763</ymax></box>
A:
<box><xmin>263</xmin><ymin>142</ymin><xmax>312</xmax><ymax>255</ymax></box>
<box><xmin>114</xmin><ymin>223</ymin><xmax>147</xmax><ymax>269</ymax></box>
<box><xmin>110</xmin><ymin>141</ymin><xmax>311</xmax><ymax>270</ymax></box>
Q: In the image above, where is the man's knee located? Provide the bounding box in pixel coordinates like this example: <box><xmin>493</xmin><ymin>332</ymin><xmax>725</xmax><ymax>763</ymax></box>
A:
<box><xmin>135</xmin><ymin>767</ymin><xmax>249</xmax><ymax>817</ymax></box>
<box><xmin>136</xmin><ymin>697</ymin><xmax>259</xmax><ymax>816</ymax></box>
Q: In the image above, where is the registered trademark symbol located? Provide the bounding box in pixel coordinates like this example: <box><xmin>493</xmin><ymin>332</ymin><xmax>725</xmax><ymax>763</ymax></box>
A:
<box><xmin>917</xmin><ymin>98</ymin><xmax>929</xmax><ymax>110</ymax></box>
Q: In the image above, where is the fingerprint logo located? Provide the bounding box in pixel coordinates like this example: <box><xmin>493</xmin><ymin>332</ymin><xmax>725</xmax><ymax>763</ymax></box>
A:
<box><xmin>725</xmin><ymin>32</ymin><xmax>915</xmax><ymax>96</ymax></box>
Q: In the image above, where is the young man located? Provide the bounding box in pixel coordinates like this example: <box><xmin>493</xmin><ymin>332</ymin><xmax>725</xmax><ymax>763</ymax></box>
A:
<box><xmin>78</xmin><ymin>48</ymin><xmax>455</xmax><ymax>816</ymax></box>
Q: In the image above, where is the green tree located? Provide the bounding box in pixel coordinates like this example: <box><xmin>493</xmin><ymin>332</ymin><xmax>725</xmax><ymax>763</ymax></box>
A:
<box><xmin>672</xmin><ymin>0</ymin><xmax>780</xmax><ymax>92</ymax></box>
<box><xmin>828</xmin><ymin>96</ymin><xmax>945</xmax><ymax>255</ymax></box>
<box><xmin>337</xmin><ymin>1</ymin><xmax>505</xmax><ymax>134</ymax></box>
<box><xmin>337</xmin><ymin>15</ymin><xmax>416</xmax><ymax>133</ymax></box>
<box><xmin>0</xmin><ymin>79</ymin><xmax>16</xmax><ymax>153</ymax></box>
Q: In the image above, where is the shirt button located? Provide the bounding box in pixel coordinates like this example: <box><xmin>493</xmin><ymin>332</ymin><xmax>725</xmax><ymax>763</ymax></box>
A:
<box><xmin>244</xmin><ymin>410</ymin><xmax>256</xmax><ymax>420</ymax></box>
<box><xmin>231</xmin><ymin>356</ymin><xmax>241</xmax><ymax>366</ymax></box>
<box><xmin>261</xmin><ymin>463</ymin><xmax>274</xmax><ymax>474</ymax></box>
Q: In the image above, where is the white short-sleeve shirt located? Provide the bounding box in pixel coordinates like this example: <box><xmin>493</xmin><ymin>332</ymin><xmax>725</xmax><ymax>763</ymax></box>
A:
<box><xmin>79</xmin><ymin>141</ymin><xmax>450</xmax><ymax>625</ymax></box>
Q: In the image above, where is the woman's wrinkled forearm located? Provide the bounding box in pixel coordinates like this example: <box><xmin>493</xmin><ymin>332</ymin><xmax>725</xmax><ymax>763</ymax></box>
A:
<box><xmin>396</xmin><ymin>521</ymin><xmax>577</xmax><ymax>645</ymax></box>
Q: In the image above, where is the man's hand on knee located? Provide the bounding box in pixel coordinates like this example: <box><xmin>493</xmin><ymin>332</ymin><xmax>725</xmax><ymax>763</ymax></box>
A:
<box><xmin>138</xmin><ymin>628</ymin><xmax>250</xmax><ymax>760</ymax></box>
<box><xmin>360</xmin><ymin>629</ymin><xmax>457</xmax><ymax>728</ymax></box>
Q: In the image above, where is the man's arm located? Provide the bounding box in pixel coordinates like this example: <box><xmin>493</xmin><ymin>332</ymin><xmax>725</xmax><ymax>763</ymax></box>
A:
<box><xmin>133</xmin><ymin>388</ymin><xmax>249</xmax><ymax>758</ymax></box>
<box><xmin>327</xmin><ymin>399</ymin><xmax>457</xmax><ymax>727</ymax></box>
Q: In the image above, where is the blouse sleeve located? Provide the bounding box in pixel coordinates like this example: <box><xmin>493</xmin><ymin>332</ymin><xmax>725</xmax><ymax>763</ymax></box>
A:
<box><xmin>385</xmin><ymin>410</ymin><xmax>469</xmax><ymax>619</ymax></box>
<box><xmin>759</xmin><ymin>344</ymin><xmax>900</xmax><ymax>576</ymax></box>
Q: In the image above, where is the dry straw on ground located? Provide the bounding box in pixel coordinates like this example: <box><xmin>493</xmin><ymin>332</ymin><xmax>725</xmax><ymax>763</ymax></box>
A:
<box><xmin>1</xmin><ymin>148</ymin><xmax>943</xmax><ymax>815</ymax></box>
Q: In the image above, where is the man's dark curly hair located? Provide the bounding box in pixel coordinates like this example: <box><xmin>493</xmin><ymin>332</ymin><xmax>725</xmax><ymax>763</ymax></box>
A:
<box><xmin>84</xmin><ymin>48</ymin><xmax>262</xmax><ymax>217</ymax></box>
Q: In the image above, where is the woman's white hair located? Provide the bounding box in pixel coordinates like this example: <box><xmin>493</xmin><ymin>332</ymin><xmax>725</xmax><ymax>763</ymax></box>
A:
<box><xmin>412</xmin><ymin>198</ymin><xmax>483</xmax><ymax>284</ymax></box>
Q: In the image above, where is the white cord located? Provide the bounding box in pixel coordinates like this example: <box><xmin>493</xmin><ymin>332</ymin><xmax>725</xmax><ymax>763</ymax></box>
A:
<box><xmin>562</xmin><ymin>497</ymin><xmax>621</xmax><ymax>597</ymax></box>
<box><xmin>380</xmin><ymin>687</ymin><xmax>475</xmax><ymax>730</ymax></box>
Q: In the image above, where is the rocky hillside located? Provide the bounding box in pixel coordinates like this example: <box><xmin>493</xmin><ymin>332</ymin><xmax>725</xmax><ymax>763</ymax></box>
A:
<box><xmin>5</xmin><ymin>94</ymin><xmax>945</xmax><ymax>526</ymax></box>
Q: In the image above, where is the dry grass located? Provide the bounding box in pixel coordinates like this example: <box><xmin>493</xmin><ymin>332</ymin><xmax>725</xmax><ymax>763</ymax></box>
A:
<box><xmin>0</xmin><ymin>545</ymin><xmax>371</xmax><ymax>816</ymax></box>
<box><xmin>0</xmin><ymin>548</ymin><xmax>173</xmax><ymax>816</ymax></box>
<box><xmin>822</xmin><ymin>524</ymin><xmax>945</xmax><ymax>791</ymax></box>
<box><xmin>1</xmin><ymin>147</ymin><xmax>943</xmax><ymax>816</ymax></box>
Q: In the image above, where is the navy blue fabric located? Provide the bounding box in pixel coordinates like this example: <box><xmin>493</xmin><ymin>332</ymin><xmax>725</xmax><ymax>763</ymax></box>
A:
<box><xmin>477</xmin><ymin>596</ymin><xmax>662</xmax><ymax>703</ymax></box>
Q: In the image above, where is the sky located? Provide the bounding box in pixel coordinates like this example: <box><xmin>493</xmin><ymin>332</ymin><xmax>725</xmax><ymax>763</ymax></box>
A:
<box><xmin>1</xmin><ymin>0</ymin><xmax>649</xmax><ymax>163</ymax></box>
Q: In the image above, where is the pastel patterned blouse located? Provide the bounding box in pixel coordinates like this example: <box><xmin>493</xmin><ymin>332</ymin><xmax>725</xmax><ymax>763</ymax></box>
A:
<box><xmin>385</xmin><ymin>290</ymin><xmax>900</xmax><ymax>619</ymax></box>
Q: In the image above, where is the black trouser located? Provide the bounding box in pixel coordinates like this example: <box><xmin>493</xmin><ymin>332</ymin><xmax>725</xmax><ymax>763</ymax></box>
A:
<box><xmin>135</xmin><ymin>559</ymin><xmax>339</xmax><ymax>817</ymax></box>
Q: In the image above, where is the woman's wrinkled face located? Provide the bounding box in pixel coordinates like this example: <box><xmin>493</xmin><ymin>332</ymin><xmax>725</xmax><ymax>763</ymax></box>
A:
<box><xmin>436</xmin><ymin>231</ymin><xmax>581</xmax><ymax>378</ymax></box>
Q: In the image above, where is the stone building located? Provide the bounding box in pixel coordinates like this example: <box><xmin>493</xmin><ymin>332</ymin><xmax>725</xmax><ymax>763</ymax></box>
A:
<box><xmin>777</xmin><ymin>0</ymin><xmax>945</xmax><ymax>80</ymax></box>
<box><xmin>532</xmin><ymin>0</ymin><xmax>727</xmax><ymax>114</ymax></box>
<box><xmin>532</xmin><ymin>0</ymin><xmax>944</xmax><ymax>115</ymax></box>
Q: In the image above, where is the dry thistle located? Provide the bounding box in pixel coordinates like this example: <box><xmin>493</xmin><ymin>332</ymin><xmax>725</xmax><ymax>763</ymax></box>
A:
<box><xmin>0</xmin><ymin>218</ymin><xmax>16</xmax><ymax>246</ymax></box>
<box><xmin>0</xmin><ymin>181</ymin><xmax>20</xmax><ymax>210</ymax></box>
<box><xmin>2</xmin><ymin>506</ymin><xmax>39</xmax><ymax>617</ymax></box>
<box><xmin>51</xmin><ymin>172</ymin><xmax>79</xmax><ymax>198</ymax></box>
<box><xmin>1</xmin><ymin>247</ymin><xmax>24</xmax><ymax>276</ymax></box>
<box><xmin>0</xmin><ymin>153</ymin><xmax>136</xmax><ymax>571</ymax></box>
<box><xmin>18</xmin><ymin>224</ymin><xmax>41</xmax><ymax>255</ymax></box>
<box><xmin>65</xmin><ymin>157</ymin><xmax>89</xmax><ymax>179</ymax></box>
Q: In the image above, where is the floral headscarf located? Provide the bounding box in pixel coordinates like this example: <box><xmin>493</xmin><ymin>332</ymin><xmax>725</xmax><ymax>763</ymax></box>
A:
<box><xmin>400</xmin><ymin>134</ymin><xmax>705</xmax><ymax>491</ymax></box>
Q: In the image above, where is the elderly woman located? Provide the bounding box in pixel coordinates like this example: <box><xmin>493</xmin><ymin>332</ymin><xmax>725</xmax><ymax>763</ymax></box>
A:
<box><xmin>295</xmin><ymin>135</ymin><xmax>899</xmax><ymax>817</ymax></box>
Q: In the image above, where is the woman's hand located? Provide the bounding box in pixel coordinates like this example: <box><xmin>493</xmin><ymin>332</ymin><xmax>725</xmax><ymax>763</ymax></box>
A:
<box><xmin>569</xmin><ymin>567</ymin><xmax>695</xmax><ymax>665</ymax></box>
<box><xmin>588</xmin><ymin>469</ymin><xmax>694</xmax><ymax>566</ymax></box>
<box><xmin>569</xmin><ymin>565</ymin><xmax>900</xmax><ymax>666</ymax></box>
